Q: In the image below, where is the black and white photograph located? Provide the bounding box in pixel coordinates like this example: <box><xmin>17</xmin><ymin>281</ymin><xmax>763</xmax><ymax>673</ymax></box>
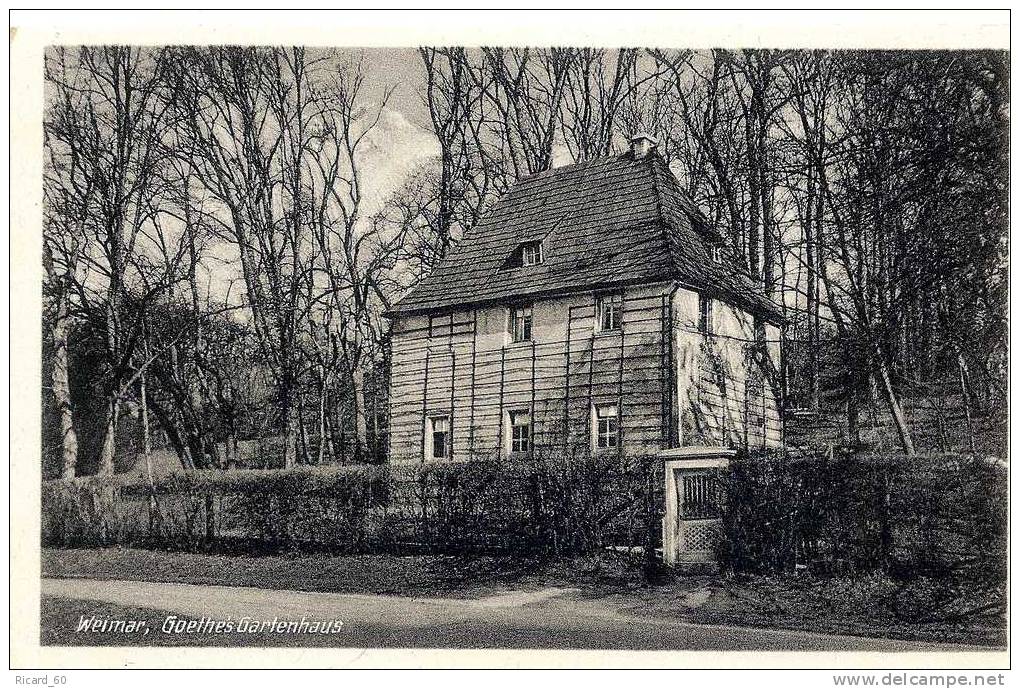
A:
<box><xmin>9</xmin><ymin>8</ymin><xmax>1011</xmax><ymax>674</ymax></box>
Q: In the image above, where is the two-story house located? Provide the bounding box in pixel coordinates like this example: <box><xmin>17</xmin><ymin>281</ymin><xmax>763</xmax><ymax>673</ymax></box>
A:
<box><xmin>385</xmin><ymin>135</ymin><xmax>783</xmax><ymax>469</ymax></box>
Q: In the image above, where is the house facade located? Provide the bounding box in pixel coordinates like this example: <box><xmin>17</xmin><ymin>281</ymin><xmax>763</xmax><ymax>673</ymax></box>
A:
<box><xmin>386</xmin><ymin>135</ymin><xmax>783</xmax><ymax>465</ymax></box>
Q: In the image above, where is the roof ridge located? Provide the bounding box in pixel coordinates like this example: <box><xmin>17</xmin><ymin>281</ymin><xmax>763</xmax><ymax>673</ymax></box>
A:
<box><xmin>648</xmin><ymin>153</ymin><xmax>687</xmax><ymax>284</ymax></box>
<box><xmin>517</xmin><ymin>151</ymin><xmax>627</xmax><ymax>183</ymax></box>
<box><xmin>647</xmin><ymin>153</ymin><xmax>667</xmax><ymax>242</ymax></box>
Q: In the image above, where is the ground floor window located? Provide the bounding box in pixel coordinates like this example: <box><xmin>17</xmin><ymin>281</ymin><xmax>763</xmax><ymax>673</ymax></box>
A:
<box><xmin>593</xmin><ymin>403</ymin><xmax>619</xmax><ymax>449</ymax></box>
<box><xmin>509</xmin><ymin>409</ymin><xmax>531</xmax><ymax>453</ymax></box>
<box><xmin>428</xmin><ymin>415</ymin><xmax>450</xmax><ymax>459</ymax></box>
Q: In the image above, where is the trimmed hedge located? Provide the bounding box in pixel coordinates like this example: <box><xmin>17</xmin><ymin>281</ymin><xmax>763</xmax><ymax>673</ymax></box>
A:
<box><xmin>42</xmin><ymin>465</ymin><xmax>388</xmax><ymax>551</ymax></box>
<box><xmin>41</xmin><ymin>455</ymin><xmax>654</xmax><ymax>556</ymax></box>
<box><xmin>41</xmin><ymin>477</ymin><xmax>122</xmax><ymax>548</ymax></box>
<box><xmin>385</xmin><ymin>453</ymin><xmax>654</xmax><ymax>556</ymax></box>
<box><xmin>717</xmin><ymin>448</ymin><xmax>1007</xmax><ymax>622</ymax></box>
<box><xmin>44</xmin><ymin>447</ymin><xmax>1004</xmax><ymax>621</ymax></box>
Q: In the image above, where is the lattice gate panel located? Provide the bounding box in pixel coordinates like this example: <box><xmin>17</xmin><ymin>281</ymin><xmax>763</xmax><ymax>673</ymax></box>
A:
<box><xmin>681</xmin><ymin>520</ymin><xmax>720</xmax><ymax>552</ymax></box>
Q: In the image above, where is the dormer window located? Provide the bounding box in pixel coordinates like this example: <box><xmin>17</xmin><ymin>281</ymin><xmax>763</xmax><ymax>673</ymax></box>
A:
<box><xmin>521</xmin><ymin>241</ymin><xmax>543</xmax><ymax>266</ymax></box>
<box><xmin>506</xmin><ymin>240</ymin><xmax>544</xmax><ymax>269</ymax></box>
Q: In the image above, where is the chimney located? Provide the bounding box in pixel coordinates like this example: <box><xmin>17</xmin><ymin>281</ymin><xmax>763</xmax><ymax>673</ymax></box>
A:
<box><xmin>629</xmin><ymin>132</ymin><xmax>658</xmax><ymax>159</ymax></box>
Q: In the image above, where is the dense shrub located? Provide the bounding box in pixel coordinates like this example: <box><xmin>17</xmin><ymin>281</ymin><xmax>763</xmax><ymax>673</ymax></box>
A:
<box><xmin>42</xmin><ymin>454</ymin><xmax>654</xmax><ymax>557</ymax></box>
<box><xmin>386</xmin><ymin>452</ymin><xmax>654</xmax><ymax>556</ymax></box>
<box><xmin>42</xmin><ymin>465</ymin><xmax>388</xmax><ymax>551</ymax></box>
<box><xmin>41</xmin><ymin>477</ymin><xmax>123</xmax><ymax>547</ymax></box>
<box><xmin>718</xmin><ymin>448</ymin><xmax>1007</xmax><ymax>622</ymax></box>
<box><xmin>45</xmin><ymin>446</ymin><xmax>1004</xmax><ymax>623</ymax></box>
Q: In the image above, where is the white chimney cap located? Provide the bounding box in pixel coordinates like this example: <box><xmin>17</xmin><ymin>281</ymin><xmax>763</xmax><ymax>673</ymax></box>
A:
<box><xmin>629</xmin><ymin>132</ymin><xmax>658</xmax><ymax>158</ymax></box>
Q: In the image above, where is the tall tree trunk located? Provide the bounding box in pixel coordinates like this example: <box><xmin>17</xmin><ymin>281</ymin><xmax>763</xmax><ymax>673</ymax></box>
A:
<box><xmin>958</xmin><ymin>352</ymin><xmax>976</xmax><ymax>453</ymax></box>
<box><xmin>140</xmin><ymin>363</ymin><xmax>152</xmax><ymax>477</ymax></box>
<box><xmin>745</xmin><ymin>126</ymin><xmax>762</xmax><ymax>281</ymax></box>
<box><xmin>99</xmin><ymin>287</ymin><xmax>122</xmax><ymax>476</ymax></box>
<box><xmin>371</xmin><ymin>367</ymin><xmax>380</xmax><ymax>462</ymax></box>
<box><xmin>44</xmin><ymin>240</ymin><xmax>79</xmax><ymax>479</ymax></box>
<box><xmin>811</xmin><ymin>167</ymin><xmax>825</xmax><ymax>411</ymax></box>
<box><xmin>97</xmin><ymin>397</ymin><xmax>120</xmax><ymax>477</ymax></box>
<box><xmin>872</xmin><ymin>342</ymin><xmax>915</xmax><ymax>456</ymax></box>
<box><xmin>316</xmin><ymin>377</ymin><xmax>328</xmax><ymax>465</ymax></box>
<box><xmin>50</xmin><ymin>280</ymin><xmax>78</xmax><ymax>479</ymax></box>
<box><xmin>280</xmin><ymin>351</ymin><xmax>298</xmax><ymax>467</ymax></box>
<box><xmin>100</xmin><ymin>188</ymin><xmax>125</xmax><ymax>478</ymax></box>
<box><xmin>324</xmin><ymin>412</ymin><xmax>338</xmax><ymax>464</ymax></box>
<box><xmin>281</xmin><ymin>395</ymin><xmax>298</xmax><ymax>468</ymax></box>
<box><xmin>758</xmin><ymin>109</ymin><xmax>775</xmax><ymax>296</ymax></box>
<box><xmin>804</xmin><ymin>164</ymin><xmax>820</xmax><ymax>412</ymax></box>
<box><xmin>351</xmin><ymin>364</ymin><xmax>369</xmax><ymax>464</ymax></box>
<box><xmin>297</xmin><ymin>392</ymin><xmax>311</xmax><ymax>465</ymax></box>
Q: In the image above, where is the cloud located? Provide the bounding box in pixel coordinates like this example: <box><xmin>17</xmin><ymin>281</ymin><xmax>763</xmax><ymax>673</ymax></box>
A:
<box><xmin>357</xmin><ymin>108</ymin><xmax>440</xmax><ymax>218</ymax></box>
<box><xmin>551</xmin><ymin>143</ymin><xmax>573</xmax><ymax>168</ymax></box>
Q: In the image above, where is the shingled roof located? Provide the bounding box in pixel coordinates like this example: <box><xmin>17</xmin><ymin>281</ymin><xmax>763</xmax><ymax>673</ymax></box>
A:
<box><xmin>388</xmin><ymin>148</ymin><xmax>783</xmax><ymax>323</ymax></box>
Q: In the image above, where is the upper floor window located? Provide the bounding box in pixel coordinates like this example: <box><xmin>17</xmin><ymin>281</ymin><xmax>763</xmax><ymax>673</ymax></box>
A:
<box><xmin>594</xmin><ymin>403</ymin><xmax>619</xmax><ymax>449</ymax></box>
<box><xmin>428</xmin><ymin>415</ymin><xmax>450</xmax><ymax>459</ymax></box>
<box><xmin>508</xmin><ymin>409</ymin><xmax>531</xmax><ymax>453</ymax></box>
<box><xmin>509</xmin><ymin>304</ymin><xmax>533</xmax><ymax>342</ymax></box>
<box><xmin>699</xmin><ymin>294</ymin><xmax>714</xmax><ymax>335</ymax></box>
<box><xmin>428</xmin><ymin>313</ymin><xmax>451</xmax><ymax>338</ymax></box>
<box><xmin>596</xmin><ymin>293</ymin><xmax>622</xmax><ymax>332</ymax></box>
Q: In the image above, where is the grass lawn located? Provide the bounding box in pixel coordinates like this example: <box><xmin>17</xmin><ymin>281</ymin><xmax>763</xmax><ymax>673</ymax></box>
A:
<box><xmin>42</xmin><ymin>547</ymin><xmax>1004</xmax><ymax>647</ymax></box>
<box><xmin>42</xmin><ymin>547</ymin><xmax>591</xmax><ymax>598</ymax></box>
<box><xmin>622</xmin><ymin>575</ymin><xmax>1005</xmax><ymax>647</ymax></box>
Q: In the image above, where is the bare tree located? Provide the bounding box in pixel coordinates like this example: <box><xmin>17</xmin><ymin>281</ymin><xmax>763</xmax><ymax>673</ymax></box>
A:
<box><xmin>302</xmin><ymin>54</ymin><xmax>395</xmax><ymax>463</ymax></box>
<box><xmin>167</xmin><ymin>46</ymin><xmax>314</xmax><ymax>467</ymax></box>
<box><xmin>559</xmin><ymin>48</ymin><xmax>643</xmax><ymax>161</ymax></box>
<box><xmin>384</xmin><ymin>47</ymin><xmax>519</xmax><ymax>283</ymax></box>
<box><xmin>44</xmin><ymin>46</ymin><xmax>176</xmax><ymax>476</ymax></box>
<box><xmin>42</xmin><ymin>240</ymin><xmax>78</xmax><ymax>478</ymax></box>
<box><xmin>418</xmin><ymin>48</ymin><xmax>484</xmax><ymax>261</ymax></box>
<box><xmin>477</xmin><ymin>47</ymin><xmax>572</xmax><ymax>176</ymax></box>
<box><xmin>782</xmin><ymin>50</ymin><xmax>836</xmax><ymax>412</ymax></box>
<box><xmin>649</xmin><ymin>50</ymin><xmax>748</xmax><ymax>263</ymax></box>
<box><xmin>169</xmin><ymin>47</ymin><xmax>393</xmax><ymax>466</ymax></box>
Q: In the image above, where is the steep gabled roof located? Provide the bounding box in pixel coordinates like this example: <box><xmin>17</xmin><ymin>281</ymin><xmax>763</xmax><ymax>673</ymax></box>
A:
<box><xmin>388</xmin><ymin>150</ymin><xmax>783</xmax><ymax>322</ymax></box>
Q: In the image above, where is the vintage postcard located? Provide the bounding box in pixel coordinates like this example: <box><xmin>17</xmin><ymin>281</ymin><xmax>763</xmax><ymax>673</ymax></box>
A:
<box><xmin>9</xmin><ymin>9</ymin><xmax>1011</xmax><ymax>675</ymax></box>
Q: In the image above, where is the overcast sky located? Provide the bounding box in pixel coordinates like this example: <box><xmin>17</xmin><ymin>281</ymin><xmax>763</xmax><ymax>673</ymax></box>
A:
<box><xmin>347</xmin><ymin>48</ymin><xmax>439</xmax><ymax>218</ymax></box>
<box><xmin>200</xmin><ymin>49</ymin><xmax>442</xmax><ymax>307</ymax></box>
